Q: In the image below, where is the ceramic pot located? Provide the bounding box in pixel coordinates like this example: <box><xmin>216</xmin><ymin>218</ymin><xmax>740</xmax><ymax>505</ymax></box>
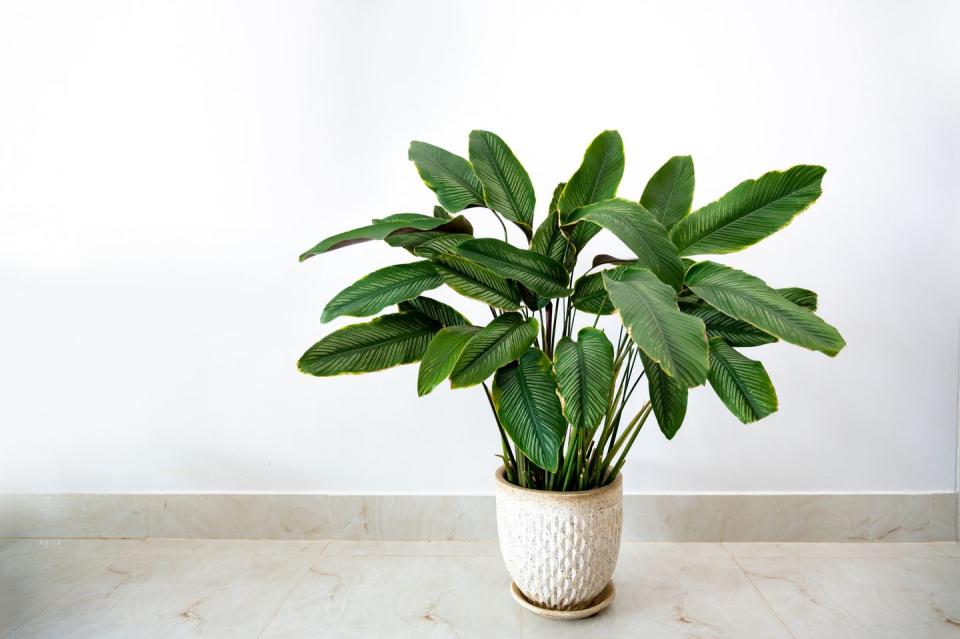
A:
<box><xmin>494</xmin><ymin>466</ymin><xmax>623</xmax><ymax>612</ymax></box>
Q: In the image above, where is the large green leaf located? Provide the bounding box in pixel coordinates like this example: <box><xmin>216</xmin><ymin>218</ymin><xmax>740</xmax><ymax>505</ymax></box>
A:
<box><xmin>417</xmin><ymin>325</ymin><xmax>479</xmax><ymax>396</ymax></box>
<box><xmin>531</xmin><ymin>210</ymin><xmax>576</xmax><ymax>271</ymax></box>
<box><xmin>707</xmin><ymin>337</ymin><xmax>778</xmax><ymax>423</ymax></box>
<box><xmin>468</xmin><ymin>130</ymin><xmax>535</xmax><ymax>238</ymax></box>
<box><xmin>670</xmin><ymin>165</ymin><xmax>826</xmax><ymax>256</ymax></box>
<box><xmin>640</xmin><ymin>351</ymin><xmax>688</xmax><ymax>440</ymax></box>
<box><xmin>452</xmin><ymin>238</ymin><xmax>571</xmax><ymax>298</ymax></box>
<box><xmin>778</xmin><ymin>287</ymin><xmax>818</xmax><ymax>311</ymax></box>
<box><xmin>383</xmin><ymin>215</ymin><xmax>473</xmax><ymax>251</ymax></box>
<box><xmin>411</xmin><ymin>233</ymin><xmax>474</xmax><ymax>259</ymax></box>
<box><xmin>398</xmin><ymin>296</ymin><xmax>469</xmax><ymax>327</ymax></box>
<box><xmin>685</xmin><ymin>261</ymin><xmax>845</xmax><ymax>356</ymax></box>
<box><xmin>559</xmin><ymin>131</ymin><xmax>625</xmax><ymax>253</ymax></box>
<box><xmin>603</xmin><ymin>267</ymin><xmax>708</xmax><ymax>387</ymax></box>
<box><xmin>492</xmin><ymin>348</ymin><xmax>566</xmax><ymax>471</ymax></box>
<box><xmin>450</xmin><ymin>312</ymin><xmax>538</xmax><ymax>388</ymax></box>
<box><xmin>298</xmin><ymin>312</ymin><xmax>440</xmax><ymax>376</ymax></box>
<box><xmin>641</xmin><ymin>155</ymin><xmax>695</xmax><ymax>230</ymax></box>
<box><xmin>554</xmin><ymin>327</ymin><xmax>614</xmax><ymax>432</ymax></box>
<box><xmin>558</xmin><ymin>131</ymin><xmax>625</xmax><ymax>219</ymax></box>
<box><xmin>568</xmin><ymin>199</ymin><xmax>685</xmax><ymax>290</ymax></box>
<box><xmin>432</xmin><ymin>253</ymin><xmax>521</xmax><ymax>310</ymax></box>
<box><xmin>300</xmin><ymin>215</ymin><xmax>465</xmax><ymax>261</ymax></box>
<box><xmin>408</xmin><ymin>141</ymin><xmax>484</xmax><ymax>212</ymax></box>
<box><xmin>681</xmin><ymin>301</ymin><xmax>777</xmax><ymax>347</ymax></box>
<box><xmin>321</xmin><ymin>261</ymin><xmax>443</xmax><ymax>323</ymax></box>
<box><xmin>570</xmin><ymin>265</ymin><xmax>634</xmax><ymax>315</ymax></box>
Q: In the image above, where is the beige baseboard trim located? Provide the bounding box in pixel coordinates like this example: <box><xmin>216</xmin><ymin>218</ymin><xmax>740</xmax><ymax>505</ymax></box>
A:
<box><xmin>0</xmin><ymin>493</ymin><xmax>956</xmax><ymax>542</ymax></box>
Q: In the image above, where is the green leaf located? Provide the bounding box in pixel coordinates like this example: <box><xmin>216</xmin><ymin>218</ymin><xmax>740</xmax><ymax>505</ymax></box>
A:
<box><xmin>568</xmin><ymin>199</ymin><xmax>685</xmax><ymax>290</ymax></box>
<box><xmin>432</xmin><ymin>253</ymin><xmax>522</xmax><ymax>310</ymax></box>
<box><xmin>300</xmin><ymin>215</ymin><xmax>462</xmax><ymax>261</ymax></box>
<box><xmin>298</xmin><ymin>312</ymin><xmax>441</xmax><ymax>376</ymax></box>
<box><xmin>450</xmin><ymin>312</ymin><xmax>538</xmax><ymax>388</ymax></box>
<box><xmin>322</xmin><ymin>261</ymin><xmax>443</xmax><ymax>323</ymax></box>
<box><xmin>559</xmin><ymin>131</ymin><xmax>625</xmax><ymax>255</ymax></box>
<box><xmin>468</xmin><ymin>130</ymin><xmax>535</xmax><ymax>239</ymax></box>
<box><xmin>554</xmin><ymin>327</ymin><xmax>614</xmax><ymax>432</ymax></box>
<box><xmin>452</xmin><ymin>238</ymin><xmax>571</xmax><ymax>298</ymax></box>
<box><xmin>398</xmin><ymin>296</ymin><xmax>469</xmax><ymax>327</ymax></box>
<box><xmin>412</xmin><ymin>233</ymin><xmax>474</xmax><ymax>259</ymax></box>
<box><xmin>492</xmin><ymin>348</ymin><xmax>566</xmax><ymax>471</ymax></box>
<box><xmin>383</xmin><ymin>215</ymin><xmax>473</xmax><ymax>251</ymax></box>
<box><xmin>558</xmin><ymin>131</ymin><xmax>625</xmax><ymax>219</ymax></box>
<box><xmin>778</xmin><ymin>287</ymin><xmax>818</xmax><ymax>311</ymax></box>
<box><xmin>531</xmin><ymin>210</ymin><xmax>576</xmax><ymax>271</ymax></box>
<box><xmin>707</xmin><ymin>337</ymin><xmax>778</xmax><ymax>423</ymax></box>
<box><xmin>681</xmin><ymin>301</ymin><xmax>777</xmax><ymax>347</ymax></box>
<box><xmin>433</xmin><ymin>205</ymin><xmax>451</xmax><ymax>220</ymax></box>
<box><xmin>670</xmin><ymin>165</ymin><xmax>826</xmax><ymax>256</ymax></box>
<box><xmin>408</xmin><ymin>141</ymin><xmax>484</xmax><ymax>212</ymax></box>
<box><xmin>417</xmin><ymin>326</ymin><xmax>479</xmax><ymax>396</ymax></box>
<box><xmin>570</xmin><ymin>266</ymin><xmax>635</xmax><ymax>315</ymax></box>
<box><xmin>592</xmin><ymin>254</ymin><xmax>636</xmax><ymax>268</ymax></box>
<box><xmin>641</xmin><ymin>155</ymin><xmax>695</xmax><ymax>230</ymax></box>
<box><xmin>640</xmin><ymin>351</ymin><xmax>688</xmax><ymax>440</ymax></box>
<box><xmin>603</xmin><ymin>267</ymin><xmax>709</xmax><ymax>387</ymax></box>
<box><xmin>685</xmin><ymin>261</ymin><xmax>845</xmax><ymax>356</ymax></box>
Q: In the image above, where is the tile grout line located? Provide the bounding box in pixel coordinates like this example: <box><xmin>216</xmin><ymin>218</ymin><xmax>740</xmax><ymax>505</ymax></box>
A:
<box><xmin>731</xmin><ymin>555</ymin><xmax>799</xmax><ymax>639</ymax></box>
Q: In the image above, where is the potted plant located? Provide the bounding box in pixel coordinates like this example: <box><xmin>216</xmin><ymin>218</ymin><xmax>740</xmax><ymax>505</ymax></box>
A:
<box><xmin>298</xmin><ymin>130</ymin><xmax>845</xmax><ymax>617</ymax></box>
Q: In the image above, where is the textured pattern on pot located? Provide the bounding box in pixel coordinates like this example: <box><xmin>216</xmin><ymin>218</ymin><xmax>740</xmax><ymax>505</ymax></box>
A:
<box><xmin>494</xmin><ymin>467</ymin><xmax>623</xmax><ymax>611</ymax></box>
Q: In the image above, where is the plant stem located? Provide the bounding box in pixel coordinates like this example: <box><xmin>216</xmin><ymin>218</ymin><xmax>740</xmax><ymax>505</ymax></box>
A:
<box><xmin>483</xmin><ymin>383</ymin><xmax>516</xmax><ymax>483</ymax></box>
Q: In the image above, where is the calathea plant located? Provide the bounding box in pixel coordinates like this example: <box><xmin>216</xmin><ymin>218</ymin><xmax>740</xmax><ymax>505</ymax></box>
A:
<box><xmin>298</xmin><ymin>130</ymin><xmax>845</xmax><ymax>491</ymax></box>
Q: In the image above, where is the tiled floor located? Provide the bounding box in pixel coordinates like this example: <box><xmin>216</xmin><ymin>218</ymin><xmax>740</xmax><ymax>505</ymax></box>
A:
<box><xmin>1</xmin><ymin>539</ymin><xmax>958</xmax><ymax>638</ymax></box>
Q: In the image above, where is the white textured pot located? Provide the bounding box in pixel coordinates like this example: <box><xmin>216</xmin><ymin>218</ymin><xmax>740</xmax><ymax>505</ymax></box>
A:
<box><xmin>494</xmin><ymin>466</ymin><xmax>623</xmax><ymax>612</ymax></box>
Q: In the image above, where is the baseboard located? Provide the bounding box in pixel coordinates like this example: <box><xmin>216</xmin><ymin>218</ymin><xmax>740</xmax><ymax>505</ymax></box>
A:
<box><xmin>0</xmin><ymin>493</ymin><xmax>956</xmax><ymax>542</ymax></box>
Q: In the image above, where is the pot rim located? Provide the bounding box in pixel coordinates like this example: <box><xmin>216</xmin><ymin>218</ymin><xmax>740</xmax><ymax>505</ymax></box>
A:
<box><xmin>494</xmin><ymin>465</ymin><xmax>622</xmax><ymax>498</ymax></box>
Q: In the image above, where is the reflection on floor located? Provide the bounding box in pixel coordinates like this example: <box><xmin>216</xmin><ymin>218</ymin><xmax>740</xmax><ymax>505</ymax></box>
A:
<box><xmin>2</xmin><ymin>538</ymin><xmax>958</xmax><ymax>638</ymax></box>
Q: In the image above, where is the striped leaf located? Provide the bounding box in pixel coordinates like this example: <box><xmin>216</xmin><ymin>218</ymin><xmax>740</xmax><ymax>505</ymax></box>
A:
<box><xmin>398</xmin><ymin>296</ymin><xmax>469</xmax><ymax>327</ymax></box>
<box><xmin>492</xmin><ymin>348</ymin><xmax>566</xmax><ymax>471</ymax></box>
<box><xmin>322</xmin><ymin>261</ymin><xmax>443</xmax><ymax>323</ymax></box>
<box><xmin>685</xmin><ymin>261</ymin><xmax>845</xmax><ymax>356</ymax></box>
<box><xmin>554</xmin><ymin>327</ymin><xmax>614</xmax><ymax>432</ymax></box>
<box><xmin>383</xmin><ymin>215</ymin><xmax>473</xmax><ymax>251</ymax></box>
<box><xmin>300</xmin><ymin>214</ymin><xmax>465</xmax><ymax>261</ymax></box>
<box><xmin>450</xmin><ymin>313</ymin><xmax>538</xmax><ymax>388</ymax></box>
<box><xmin>640</xmin><ymin>352</ymin><xmax>688</xmax><ymax>440</ymax></box>
<box><xmin>570</xmin><ymin>266</ymin><xmax>634</xmax><ymax>315</ymax></box>
<box><xmin>417</xmin><ymin>325</ymin><xmax>480</xmax><ymax>396</ymax></box>
<box><xmin>670</xmin><ymin>165</ymin><xmax>825</xmax><ymax>256</ymax></box>
<box><xmin>779</xmin><ymin>287</ymin><xmax>818</xmax><ymax>311</ymax></box>
<box><xmin>641</xmin><ymin>155</ymin><xmax>695</xmax><ymax>230</ymax></box>
<box><xmin>561</xmin><ymin>131</ymin><xmax>625</xmax><ymax>253</ymax></box>
<box><xmin>432</xmin><ymin>205</ymin><xmax>451</xmax><ymax>220</ymax></box>
<box><xmin>432</xmin><ymin>253</ymin><xmax>521</xmax><ymax>310</ymax></box>
<box><xmin>452</xmin><ymin>238</ymin><xmax>571</xmax><ymax>298</ymax></box>
<box><xmin>298</xmin><ymin>312</ymin><xmax>441</xmax><ymax>376</ymax></box>
<box><xmin>568</xmin><ymin>199</ymin><xmax>685</xmax><ymax>290</ymax></box>
<box><xmin>680</xmin><ymin>301</ymin><xmax>777</xmax><ymax>347</ymax></box>
<box><xmin>408</xmin><ymin>141</ymin><xmax>484</xmax><ymax>212</ymax></box>
<box><xmin>707</xmin><ymin>337</ymin><xmax>778</xmax><ymax>423</ymax></box>
<box><xmin>412</xmin><ymin>233</ymin><xmax>474</xmax><ymax>259</ymax></box>
<box><xmin>603</xmin><ymin>267</ymin><xmax>709</xmax><ymax>387</ymax></box>
<box><xmin>558</xmin><ymin>131</ymin><xmax>625</xmax><ymax>220</ymax></box>
<box><xmin>531</xmin><ymin>210</ymin><xmax>576</xmax><ymax>271</ymax></box>
<box><xmin>468</xmin><ymin>130</ymin><xmax>535</xmax><ymax>239</ymax></box>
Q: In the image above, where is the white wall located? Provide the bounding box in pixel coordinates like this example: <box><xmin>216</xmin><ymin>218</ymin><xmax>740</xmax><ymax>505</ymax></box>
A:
<box><xmin>1</xmin><ymin>0</ymin><xmax>958</xmax><ymax>494</ymax></box>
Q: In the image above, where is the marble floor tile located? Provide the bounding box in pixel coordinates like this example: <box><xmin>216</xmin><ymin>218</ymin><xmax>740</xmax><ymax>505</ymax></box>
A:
<box><xmin>725</xmin><ymin>541</ymin><xmax>946</xmax><ymax>558</ymax></box>
<box><xmin>321</xmin><ymin>540</ymin><xmax>500</xmax><ymax>556</ymax></box>
<box><xmin>738</xmin><ymin>555</ymin><xmax>960</xmax><ymax>638</ymax></box>
<box><xmin>6</xmin><ymin>551</ymin><xmax>313</xmax><ymax>639</ymax></box>
<box><xmin>258</xmin><ymin>555</ymin><xmax>520</xmax><ymax>639</ymax></box>
<box><xmin>620</xmin><ymin>541</ymin><xmax>731</xmax><ymax>557</ymax></box>
<box><xmin>521</xmin><ymin>555</ymin><xmax>793</xmax><ymax>638</ymax></box>
<box><xmin>935</xmin><ymin>542</ymin><xmax>960</xmax><ymax>557</ymax></box>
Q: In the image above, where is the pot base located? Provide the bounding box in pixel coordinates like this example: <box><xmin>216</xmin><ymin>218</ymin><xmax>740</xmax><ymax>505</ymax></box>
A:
<box><xmin>509</xmin><ymin>581</ymin><xmax>615</xmax><ymax>620</ymax></box>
